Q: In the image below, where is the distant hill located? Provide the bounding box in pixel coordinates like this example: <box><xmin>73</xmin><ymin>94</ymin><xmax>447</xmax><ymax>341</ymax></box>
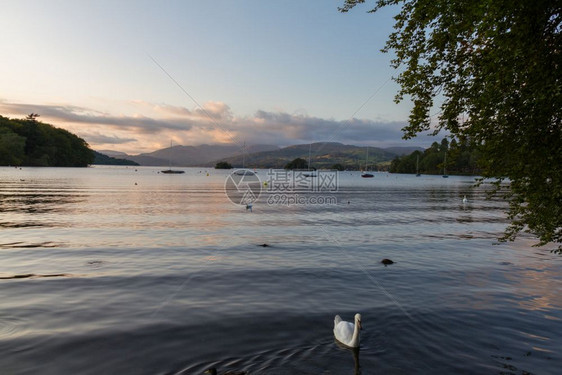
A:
<box><xmin>93</xmin><ymin>151</ymin><xmax>139</xmax><ymax>166</ymax></box>
<box><xmin>125</xmin><ymin>154</ymin><xmax>169</xmax><ymax>166</ymax></box>
<box><xmin>103</xmin><ymin>142</ymin><xmax>425</xmax><ymax>170</ymax></box>
<box><xmin>97</xmin><ymin>150</ymin><xmax>130</xmax><ymax>158</ymax></box>
<box><xmin>212</xmin><ymin>142</ymin><xmax>399</xmax><ymax>170</ymax></box>
<box><xmin>108</xmin><ymin>144</ymin><xmax>279</xmax><ymax>167</ymax></box>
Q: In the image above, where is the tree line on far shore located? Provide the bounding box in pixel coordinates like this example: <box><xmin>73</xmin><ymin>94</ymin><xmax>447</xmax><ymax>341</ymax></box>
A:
<box><xmin>0</xmin><ymin>114</ymin><xmax>94</xmax><ymax>167</ymax></box>
<box><xmin>390</xmin><ymin>138</ymin><xmax>481</xmax><ymax>175</ymax></box>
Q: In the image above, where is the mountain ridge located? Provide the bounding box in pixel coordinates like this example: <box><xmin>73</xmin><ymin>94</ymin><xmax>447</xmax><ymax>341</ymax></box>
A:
<box><xmin>97</xmin><ymin>142</ymin><xmax>424</xmax><ymax>169</ymax></box>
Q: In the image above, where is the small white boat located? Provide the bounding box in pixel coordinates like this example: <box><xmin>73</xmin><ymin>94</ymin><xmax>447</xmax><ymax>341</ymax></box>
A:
<box><xmin>161</xmin><ymin>140</ymin><xmax>184</xmax><ymax>174</ymax></box>
<box><xmin>361</xmin><ymin>147</ymin><xmax>374</xmax><ymax>178</ymax></box>
<box><xmin>233</xmin><ymin>169</ymin><xmax>255</xmax><ymax>176</ymax></box>
<box><xmin>234</xmin><ymin>142</ymin><xmax>256</xmax><ymax>176</ymax></box>
<box><xmin>303</xmin><ymin>143</ymin><xmax>316</xmax><ymax>177</ymax></box>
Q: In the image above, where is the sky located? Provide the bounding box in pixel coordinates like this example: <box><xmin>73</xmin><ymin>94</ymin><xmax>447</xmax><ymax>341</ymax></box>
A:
<box><xmin>0</xmin><ymin>0</ymin><xmax>438</xmax><ymax>154</ymax></box>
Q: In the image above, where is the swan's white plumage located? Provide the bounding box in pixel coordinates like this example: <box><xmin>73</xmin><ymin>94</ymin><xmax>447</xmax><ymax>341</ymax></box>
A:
<box><xmin>333</xmin><ymin>313</ymin><xmax>361</xmax><ymax>348</ymax></box>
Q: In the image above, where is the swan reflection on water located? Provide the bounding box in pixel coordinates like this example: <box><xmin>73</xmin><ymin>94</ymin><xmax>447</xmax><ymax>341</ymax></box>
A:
<box><xmin>334</xmin><ymin>340</ymin><xmax>361</xmax><ymax>375</ymax></box>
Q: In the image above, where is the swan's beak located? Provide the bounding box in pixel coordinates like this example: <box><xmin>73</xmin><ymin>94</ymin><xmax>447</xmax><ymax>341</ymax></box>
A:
<box><xmin>358</xmin><ymin>320</ymin><xmax>362</xmax><ymax>330</ymax></box>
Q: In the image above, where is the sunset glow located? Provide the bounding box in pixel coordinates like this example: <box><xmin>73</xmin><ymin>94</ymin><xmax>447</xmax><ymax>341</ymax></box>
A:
<box><xmin>0</xmin><ymin>1</ymin><xmax>422</xmax><ymax>154</ymax></box>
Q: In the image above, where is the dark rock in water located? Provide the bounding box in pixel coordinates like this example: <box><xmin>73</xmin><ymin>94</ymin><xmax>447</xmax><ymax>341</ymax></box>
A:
<box><xmin>6</xmin><ymin>274</ymin><xmax>35</xmax><ymax>279</ymax></box>
<box><xmin>381</xmin><ymin>259</ymin><xmax>394</xmax><ymax>266</ymax></box>
<box><xmin>258</xmin><ymin>243</ymin><xmax>270</xmax><ymax>247</ymax></box>
<box><xmin>0</xmin><ymin>273</ymin><xmax>71</xmax><ymax>280</ymax></box>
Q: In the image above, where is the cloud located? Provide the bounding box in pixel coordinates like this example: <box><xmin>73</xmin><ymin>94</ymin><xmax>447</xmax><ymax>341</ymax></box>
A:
<box><xmin>0</xmin><ymin>101</ymin><xmax>193</xmax><ymax>134</ymax></box>
<box><xmin>194</xmin><ymin>101</ymin><xmax>233</xmax><ymax>121</ymax></box>
<box><xmin>83</xmin><ymin>133</ymin><xmax>137</xmax><ymax>145</ymax></box>
<box><xmin>0</xmin><ymin>99</ymin><xmax>431</xmax><ymax>152</ymax></box>
<box><xmin>242</xmin><ymin>111</ymin><xmax>409</xmax><ymax>146</ymax></box>
<box><xmin>130</xmin><ymin>101</ymin><xmax>233</xmax><ymax>122</ymax></box>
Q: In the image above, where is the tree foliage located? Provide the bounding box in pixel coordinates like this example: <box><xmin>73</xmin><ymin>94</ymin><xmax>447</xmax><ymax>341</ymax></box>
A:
<box><xmin>93</xmin><ymin>151</ymin><xmax>139</xmax><ymax>166</ymax></box>
<box><xmin>0</xmin><ymin>115</ymin><xmax>94</xmax><ymax>167</ymax></box>
<box><xmin>285</xmin><ymin>157</ymin><xmax>309</xmax><ymax>170</ymax></box>
<box><xmin>390</xmin><ymin>138</ymin><xmax>481</xmax><ymax>175</ymax></box>
<box><xmin>331</xmin><ymin>163</ymin><xmax>346</xmax><ymax>171</ymax></box>
<box><xmin>215</xmin><ymin>161</ymin><xmax>233</xmax><ymax>169</ymax></box>
<box><xmin>341</xmin><ymin>0</ymin><xmax>562</xmax><ymax>251</ymax></box>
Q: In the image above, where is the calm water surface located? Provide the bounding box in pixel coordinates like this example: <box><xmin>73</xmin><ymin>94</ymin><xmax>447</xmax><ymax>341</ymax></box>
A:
<box><xmin>1</xmin><ymin>166</ymin><xmax>561</xmax><ymax>374</ymax></box>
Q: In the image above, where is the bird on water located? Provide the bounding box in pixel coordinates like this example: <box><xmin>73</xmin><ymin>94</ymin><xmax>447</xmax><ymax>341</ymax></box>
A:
<box><xmin>333</xmin><ymin>313</ymin><xmax>362</xmax><ymax>348</ymax></box>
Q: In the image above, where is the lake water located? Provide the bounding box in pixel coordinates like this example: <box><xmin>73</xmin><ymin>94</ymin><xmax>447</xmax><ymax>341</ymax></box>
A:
<box><xmin>1</xmin><ymin>166</ymin><xmax>561</xmax><ymax>374</ymax></box>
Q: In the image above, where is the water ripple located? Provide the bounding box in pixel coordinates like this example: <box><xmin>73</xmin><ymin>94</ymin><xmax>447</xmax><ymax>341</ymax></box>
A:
<box><xmin>0</xmin><ymin>315</ymin><xmax>29</xmax><ymax>339</ymax></box>
<box><xmin>0</xmin><ymin>241</ymin><xmax>64</xmax><ymax>249</ymax></box>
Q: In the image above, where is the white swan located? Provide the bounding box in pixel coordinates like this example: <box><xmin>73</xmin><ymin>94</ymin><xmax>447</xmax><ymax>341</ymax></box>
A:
<box><xmin>334</xmin><ymin>313</ymin><xmax>362</xmax><ymax>348</ymax></box>
<box><xmin>462</xmin><ymin>195</ymin><xmax>468</xmax><ymax>204</ymax></box>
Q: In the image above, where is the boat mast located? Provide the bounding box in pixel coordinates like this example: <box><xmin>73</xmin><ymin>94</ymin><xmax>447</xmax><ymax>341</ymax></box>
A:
<box><xmin>242</xmin><ymin>141</ymin><xmax>246</xmax><ymax>169</ymax></box>
<box><xmin>168</xmin><ymin>140</ymin><xmax>172</xmax><ymax>169</ymax></box>
<box><xmin>308</xmin><ymin>143</ymin><xmax>312</xmax><ymax>171</ymax></box>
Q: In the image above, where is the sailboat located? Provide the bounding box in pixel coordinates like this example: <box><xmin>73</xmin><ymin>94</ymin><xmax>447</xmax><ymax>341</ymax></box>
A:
<box><xmin>416</xmin><ymin>154</ymin><xmax>421</xmax><ymax>176</ymax></box>
<box><xmin>361</xmin><ymin>147</ymin><xmax>374</xmax><ymax>178</ymax></box>
<box><xmin>234</xmin><ymin>141</ymin><xmax>255</xmax><ymax>176</ymax></box>
<box><xmin>442</xmin><ymin>152</ymin><xmax>449</xmax><ymax>178</ymax></box>
<box><xmin>161</xmin><ymin>140</ymin><xmax>185</xmax><ymax>174</ymax></box>
<box><xmin>303</xmin><ymin>143</ymin><xmax>317</xmax><ymax>177</ymax></box>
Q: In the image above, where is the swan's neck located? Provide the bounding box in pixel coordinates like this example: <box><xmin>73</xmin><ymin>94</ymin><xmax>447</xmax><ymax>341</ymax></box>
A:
<box><xmin>350</xmin><ymin>322</ymin><xmax>360</xmax><ymax>347</ymax></box>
